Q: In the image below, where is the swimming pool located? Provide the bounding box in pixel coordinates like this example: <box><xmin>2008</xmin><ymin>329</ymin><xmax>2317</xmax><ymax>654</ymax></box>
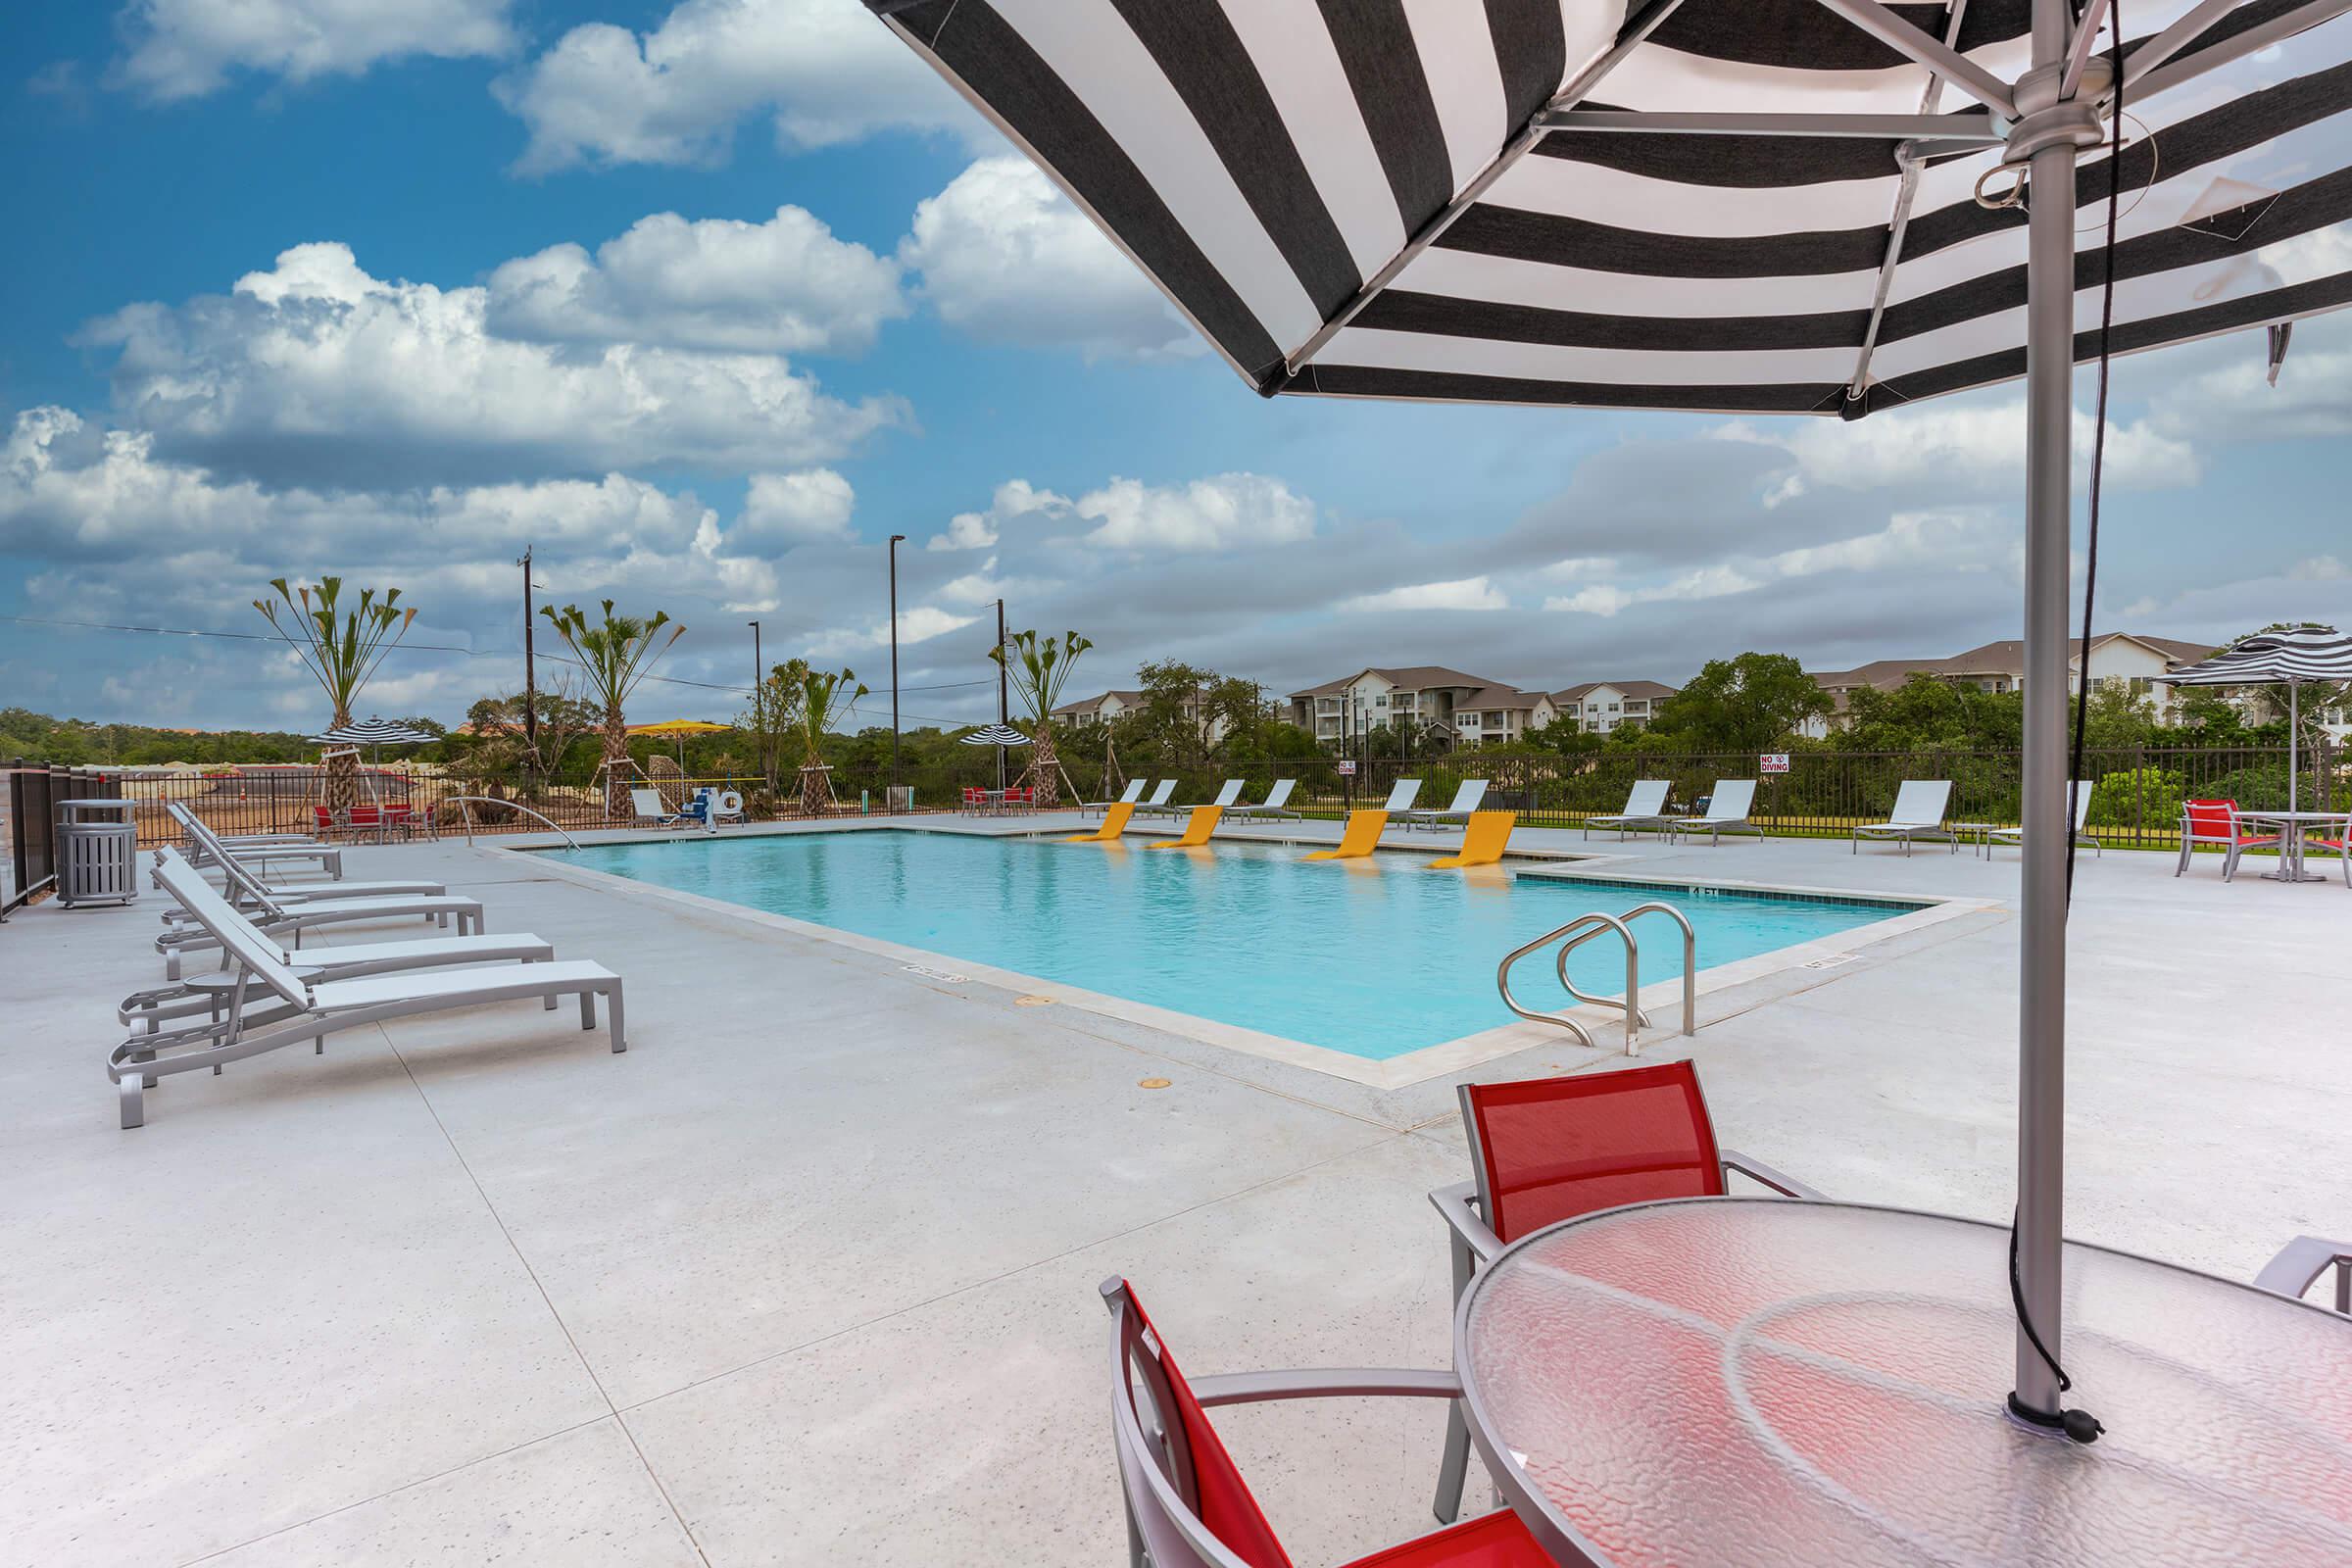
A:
<box><xmin>545</xmin><ymin>830</ymin><xmax>1920</xmax><ymax>1061</ymax></box>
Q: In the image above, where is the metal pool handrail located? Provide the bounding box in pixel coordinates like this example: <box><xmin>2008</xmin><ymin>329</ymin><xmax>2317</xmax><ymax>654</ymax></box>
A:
<box><xmin>1497</xmin><ymin>902</ymin><xmax>1696</xmax><ymax>1054</ymax></box>
<box><xmin>447</xmin><ymin>796</ymin><xmax>581</xmax><ymax>851</ymax></box>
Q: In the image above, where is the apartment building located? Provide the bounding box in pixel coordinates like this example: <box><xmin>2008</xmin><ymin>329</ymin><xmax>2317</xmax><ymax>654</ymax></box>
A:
<box><xmin>1285</xmin><ymin>665</ymin><xmax>1568</xmax><ymax>747</ymax></box>
<box><xmin>1552</xmin><ymin>680</ymin><xmax>1676</xmax><ymax>734</ymax></box>
<box><xmin>1050</xmin><ymin>687</ymin><xmax>1232</xmax><ymax>744</ymax></box>
<box><xmin>1803</xmin><ymin>633</ymin><xmax>2215</xmax><ymax>733</ymax></box>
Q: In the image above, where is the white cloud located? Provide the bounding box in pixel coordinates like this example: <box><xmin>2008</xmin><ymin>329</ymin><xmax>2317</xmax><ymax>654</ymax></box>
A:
<box><xmin>1717</xmin><ymin>400</ymin><xmax>2201</xmax><ymax>502</ymax></box>
<box><xmin>736</xmin><ymin>468</ymin><xmax>855</xmax><ymax>545</ymax></box>
<box><xmin>807</xmin><ymin>604</ymin><xmax>974</xmax><ymax>658</ymax></box>
<box><xmin>1339</xmin><ymin>576</ymin><xmax>1508</xmax><ymax>612</ymax></box>
<box><xmin>1077</xmin><ymin>473</ymin><xmax>1315</xmax><ymax>553</ymax></box>
<box><xmin>491</xmin><ymin>0</ymin><xmax>976</xmax><ymax>174</ymax></box>
<box><xmin>902</xmin><ymin>158</ymin><xmax>1200</xmax><ymax>361</ymax></box>
<box><xmin>935</xmin><ymin>555</ymin><xmax>1060</xmax><ymax>608</ymax></box>
<box><xmin>2290</xmin><ymin>554</ymin><xmax>2349</xmax><ymax>581</ymax></box>
<box><xmin>115</xmin><ymin>0</ymin><xmax>515</xmax><ymax>101</ymax></box>
<box><xmin>927</xmin><ymin>478</ymin><xmax>1069</xmax><ymax>552</ymax></box>
<box><xmin>485</xmin><ymin>207</ymin><xmax>905</xmax><ymax>356</ymax></box>
<box><xmin>83</xmin><ymin>241</ymin><xmax>906</xmax><ymax>484</ymax></box>
<box><xmin>1545</xmin><ymin>509</ymin><xmax>2006</xmax><ymax>616</ymax></box>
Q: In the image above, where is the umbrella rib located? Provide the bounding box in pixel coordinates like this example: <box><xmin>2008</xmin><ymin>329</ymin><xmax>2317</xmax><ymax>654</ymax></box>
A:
<box><xmin>2130</xmin><ymin>0</ymin><xmax>2352</xmax><ymax>97</ymax></box>
<box><xmin>1849</xmin><ymin>0</ymin><xmax>1977</xmax><ymax>403</ymax></box>
<box><xmin>1278</xmin><ymin>0</ymin><xmax>1688</xmax><ymax>382</ymax></box>
<box><xmin>2119</xmin><ymin>0</ymin><xmax>2256</xmax><ymax>88</ymax></box>
<box><xmin>1809</xmin><ymin>0</ymin><xmax>2020</xmax><ymax>118</ymax></box>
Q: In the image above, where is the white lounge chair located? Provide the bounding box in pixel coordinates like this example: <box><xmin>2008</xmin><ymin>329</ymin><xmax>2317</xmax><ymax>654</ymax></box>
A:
<box><xmin>1150</xmin><ymin>779</ymin><xmax>1242</xmax><ymax>819</ymax></box>
<box><xmin>1586</xmin><ymin>779</ymin><xmax>1672</xmax><ymax>839</ymax></box>
<box><xmin>1984</xmin><ymin>782</ymin><xmax>2099</xmax><ymax>858</ymax></box>
<box><xmin>1675</xmin><ymin>780</ymin><xmax>1760</xmax><ymax>846</ymax></box>
<box><xmin>151</xmin><ymin>850</ymin><xmax>486</xmax><ymax>980</ymax></box>
<box><xmin>126</xmin><ymin>851</ymin><xmax>559</xmax><ymax>1040</ymax></box>
<box><xmin>631</xmin><ymin>788</ymin><xmax>702</xmax><ymax>829</ymax></box>
<box><xmin>1378</xmin><ymin>777</ymin><xmax>1422</xmax><ymax>815</ymax></box>
<box><xmin>170</xmin><ymin>808</ymin><xmax>447</xmax><ymax>913</ymax></box>
<box><xmin>169</xmin><ymin>802</ymin><xmax>343</xmax><ymax>879</ymax></box>
<box><xmin>1129</xmin><ymin>779</ymin><xmax>1178</xmax><ymax>818</ymax></box>
<box><xmin>112</xmin><ymin>858</ymin><xmax>619</xmax><ymax>1128</ymax></box>
<box><xmin>1085</xmin><ymin>778</ymin><xmax>1147</xmax><ymax>819</ymax></box>
<box><xmin>1402</xmin><ymin>779</ymin><xmax>1488</xmax><ymax>831</ymax></box>
<box><xmin>1229</xmin><ymin>778</ymin><xmax>1299</xmax><ymax>821</ymax></box>
<box><xmin>1852</xmin><ymin>780</ymin><xmax>1956</xmax><ymax>855</ymax></box>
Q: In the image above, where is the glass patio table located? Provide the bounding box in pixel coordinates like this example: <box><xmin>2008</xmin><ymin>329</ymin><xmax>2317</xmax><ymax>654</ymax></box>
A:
<box><xmin>1455</xmin><ymin>1198</ymin><xmax>2352</xmax><ymax>1566</ymax></box>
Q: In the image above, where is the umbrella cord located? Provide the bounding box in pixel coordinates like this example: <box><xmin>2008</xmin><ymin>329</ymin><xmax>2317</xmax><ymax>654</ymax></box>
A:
<box><xmin>2008</xmin><ymin>0</ymin><xmax>2123</xmax><ymax>1448</ymax></box>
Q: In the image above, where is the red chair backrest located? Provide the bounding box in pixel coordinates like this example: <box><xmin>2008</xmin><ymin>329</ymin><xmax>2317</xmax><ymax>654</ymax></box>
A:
<box><xmin>1107</xmin><ymin>1281</ymin><xmax>1293</xmax><ymax>1568</ymax></box>
<box><xmin>2185</xmin><ymin>799</ymin><xmax>2237</xmax><ymax>837</ymax></box>
<box><xmin>313</xmin><ymin>807</ymin><xmax>332</xmax><ymax>827</ymax></box>
<box><xmin>1461</xmin><ymin>1061</ymin><xmax>1726</xmax><ymax>1245</ymax></box>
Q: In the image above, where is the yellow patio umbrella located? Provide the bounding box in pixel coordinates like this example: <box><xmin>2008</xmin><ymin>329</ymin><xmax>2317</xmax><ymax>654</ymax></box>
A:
<box><xmin>627</xmin><ymin>718</ymin><xmax>732</xmax><ymax>769</ymax></box>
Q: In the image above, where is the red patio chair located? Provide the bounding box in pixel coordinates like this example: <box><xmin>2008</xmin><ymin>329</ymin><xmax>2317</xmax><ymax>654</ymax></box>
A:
<box><xmin>1427</xmin><ymin>1061</ymin><xmax>1820</xmax><ymax>1522</ymax></box>
<box><xmin>2175</xmin><ymin>798</ymin><xmax>2278</xmax><ymax>881</ymax></box>
<box><xmin>2304</xmin><ymin>825</ymin><xmax>2352</xmax><ymax>891</ymax></box>
<box><xmin>1102</xmin><ymin>1278</ymin><xmax>1550</xmax><ymax>1568</ymax></box>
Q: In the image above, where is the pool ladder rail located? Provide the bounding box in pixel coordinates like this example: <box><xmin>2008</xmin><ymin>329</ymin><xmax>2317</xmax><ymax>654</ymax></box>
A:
<box><xmin>1497</xmin><ymin>903</ymin><xmax>1696</xmax><ymax>1055</ymax></box>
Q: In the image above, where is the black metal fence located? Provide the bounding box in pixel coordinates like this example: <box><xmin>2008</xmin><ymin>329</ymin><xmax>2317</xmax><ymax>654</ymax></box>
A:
<box><xmin>11</xmin><ymin>743</ymin><xmax>2341</xmax><ymax>870</ymax></box>
<box><xmin>3</xmin><ymin>760</ymin><xmax>124</xmax><ymax>915</ymax></box>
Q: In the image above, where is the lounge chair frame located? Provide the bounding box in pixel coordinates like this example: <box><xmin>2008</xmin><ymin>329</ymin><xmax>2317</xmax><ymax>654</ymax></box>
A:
<box><xmin>150</xmin><ymin>850</ymin><xmax>484</xmax><ymax>980</ymax></box>
<box><xmin>1401</xmin><ymin>779</ymin><xmax>1489</xmax><ymax>832</ymax></box>
<box><xmin>1851</xmin><ymin>780</ymin><xmax>1958</xmax><ymax>855</ymax></box>
<box><xmin>1226</xmin><ymin>778</ymin><xmax>1300</xmax><ymax>821</ymax></box>
<box><xmin>1585</xmin><ymin>779</ymin><xmax>1673</xmax><ymax>840</ymax></box>
<box><xmin>1671</xmin><ymin>779</ymin><xmax>1761</xmax><ymax>846</ymax></box>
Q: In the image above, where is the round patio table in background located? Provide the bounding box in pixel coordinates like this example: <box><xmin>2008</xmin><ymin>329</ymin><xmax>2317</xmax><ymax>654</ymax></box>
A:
<box><xmin>2230</xmin><ymin>809</ymin><xmax>2352</xmax><ymax>885</ymax></box>
<box><xmin>1455</xmin><ymin>1199</ymin><xmax>2352</xmax><ymax>1566</ymax></box>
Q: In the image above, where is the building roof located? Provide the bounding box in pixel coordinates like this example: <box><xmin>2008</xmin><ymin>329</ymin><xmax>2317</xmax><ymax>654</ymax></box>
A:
<box><xmin>1811</xmin><ymin>633</ymin><xmax>2217</xmax><ymax>692</ymax></box>
<box><xmin>1553</xmin><ymin>679</ymin><xmax>1678</xmax><ymax>703</ymax></box>
<box><xmin>1454</xmin><ymin>684</ymin><xmax>1553</xmax><ymax>712</ymax></box>
<box><xmin>1048</xmin><ymin>689</ymin><xmax>1145</xmax><ymax>717</ymax></box>
<box><xmin>1288</xmin><ymin>664</ymin><xmax>1498</xmax><ymax>699</ymax></box>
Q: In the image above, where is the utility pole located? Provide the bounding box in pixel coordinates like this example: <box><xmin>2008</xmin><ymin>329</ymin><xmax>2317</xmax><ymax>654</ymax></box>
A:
<box><xmin>996</xmin><ymin>597</ymin><xmax>1008</xmax><ymax>794</ymax></box>
<box><xmin>888</xmin><ymin>534</ymin><xmax>906</xmax><ymax>800</ymax></box>
<box><xmin>517</xmin><ymin>546</ymin><xmax>539</xmax><ymax>793</ymax></box>
<box><xmin>749</xmin><ymin>619</ymin><xmax>765</xmax><ymax>792</ymax></box>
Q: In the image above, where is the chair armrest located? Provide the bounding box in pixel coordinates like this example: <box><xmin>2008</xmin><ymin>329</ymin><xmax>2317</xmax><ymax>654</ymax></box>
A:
<box><xmin>1428</xmin><ymin>1180</ymin><xmax>1502</xmax><ymax>1265</ymax></box>
<box><xmin>1190</xmin><ymin>1368</ymin><xmax>1460</xmax><ymax>1408</ymax></box>
<box><xmin>2254</xmin><ymin>1235</ymin><xmax>2352</xmax><ymax>1304</ymax></box>
<box><xmin>1721</xmin><ymin>1150</ymin><xmax>1825</xmax><ymax>1200</ymax></box>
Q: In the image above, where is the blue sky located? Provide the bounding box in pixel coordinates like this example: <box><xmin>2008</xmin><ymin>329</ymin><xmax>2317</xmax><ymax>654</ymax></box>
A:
<box><xmin>5</xmin><ymin>0</ymin><xmax>2348</xmax><ymax>733</ymax></box>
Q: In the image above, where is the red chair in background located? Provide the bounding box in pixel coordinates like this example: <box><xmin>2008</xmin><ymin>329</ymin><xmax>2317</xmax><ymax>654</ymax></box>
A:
<box><xmin>1102</xmin><ymin>1278</ymin><xmax>1552</xmax><ymax>1568</ymax></box>
<box><xmin>2176</xmin><ymin>798</ymin><xmax>2279</xmax><ymax>881</ymax></box>
<box><xmin>1426</xmin><ymin>1061</ymin><xmax>1820</xmax><ymax>1522</ymax></box>
<box><xmin>2302</xmin><ymin>824</ymin><xmax>2352</xmax><ymax>890</ymax></box>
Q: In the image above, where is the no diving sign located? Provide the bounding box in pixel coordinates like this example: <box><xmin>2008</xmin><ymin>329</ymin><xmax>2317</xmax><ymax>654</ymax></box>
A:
<box><xmin>1759</xmin><ymin>754</ymin><xmax>1790</xmax><ymax>774</ymax></box>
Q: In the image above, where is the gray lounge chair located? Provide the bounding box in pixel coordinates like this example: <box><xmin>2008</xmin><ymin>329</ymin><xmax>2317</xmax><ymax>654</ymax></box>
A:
<box><xmin>127</xmin><ymin>852</ymin><xmax>560</xmax><ymax>1040</ymax></box>
<box><xmin>1402</xmin><ymin>778</ymin><xmax>1488</xmax><ymax>831</ymax></box>
<box><xmin>1149</xmin><ymin>778</ymin><xmax>1242</xmax><ymax>819</ymax></box>
<box><xmin>1228</xmin><ymin>778</ymin><xmax>1299</xmax><ymax>821</ymax></box>
<box><xmin>1851</xmin><ymin>779</ymin><xmax>1956</xmax><ymax>855</ymax></box>
<box><xmin>1674</xmin><ymin>779</ymin><xmax>1760</xmax><ymax>846</ymax></box>
<box><xmin>170</xmin><ymin>802</ymin><xmax>343</xmax><ymax>879</ymax></box>
<box><xmin>170</xmin><ymin>805</ymin><xmax>444</xmax><ymax>912</ymax></box>
<box><xmin>1129</xmin><ymin>779</ymin><xmax>1178</xmax><ymax>818</ymax></box>
<box><xmin>1984</xmin><ymin>781</ymin><xmax>2099</xmax><ymax>858</ymax></box>
<box><xmin>1084</xmin><ymin>778</ymin><xmax>1147</xmax><ymax>819</ymax></box>
<box><xmin>151</xmin><ymin>849</ymin><xmax>485</xmax><ymax>980</ymax></box>
<box><xmin>112</xmin><ymin>856</ymin><xmax>619</xmax><ymax>1128</ymax></box>
<box><xmin>1376</xmin><ymin>777</ymin><xmax>1422</xmax><ymax>815</ymax></box>
<box><xmin>1585</xmin><ymin>779</ymin><xmax>1672</xmax><ymax>839</ymax></box>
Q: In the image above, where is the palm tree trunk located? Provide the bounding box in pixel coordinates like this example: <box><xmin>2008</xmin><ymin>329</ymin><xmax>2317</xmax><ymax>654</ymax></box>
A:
<box><xmin>323</xmin><ymin>705</ymin><xmax>359</xmax><ymax>812</ymax></box>
<box><xmin>1033</xmin><ymin>723</ymin><xmax>1060</xmax><ymax>808</ymax></box>
<box><xmin>799</xmin><ymin>743</ymin><xmax>830</xmax><ymax>816</ymax></box>
<box><xmin>601</xmin><ymin>706</ymin><xmax>629</xmax><ymax>818</ymax></box>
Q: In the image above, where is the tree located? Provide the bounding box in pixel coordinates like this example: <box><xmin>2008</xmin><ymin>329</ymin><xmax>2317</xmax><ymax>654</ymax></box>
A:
<box><xmin>792</xmin><ymin>664</ymin><xmax>867</xmax><ymax>814</ymax></box>
<box><xmin>1644</xmin><ymin>652</ymin><xmax>1831</xmax><ymax>754</ymax></box>
<box><xmin>1836</xmin><ymin>673</ymin><xmax>2022</xmax><ymax>752</ymax></box>
<box><xmin>253</xmin><ymin>577</ymin><xmax>417</xmax><ymax>810</ymax></box>
<box><xmin>991</xmin><ymin>629</ymin><xmax>1093</xmax><ymax>808</ymax></box>
<box><xmin>1134</xmin><ymin>659</ymin><xmax>1218</xmax><ymax>771</ymax></box>
<box><xmin>461</xmin><ymin>682</ymin><xmax>597</xmax><ymax>792</ymax></box>
<box><xmin>738</xmin><ymin>658</ymin><xmax>809</xmax><ymax>793</ymax></box>
<box><xmin>539</xmin><ymin>600</ymin><xmax>684</xmax><ymax>816</ymax></box>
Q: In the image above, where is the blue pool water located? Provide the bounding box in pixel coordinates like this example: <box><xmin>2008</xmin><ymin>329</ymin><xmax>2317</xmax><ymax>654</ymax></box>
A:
<box><xmin>548</xmin><ymin>831</ymin><xmax>1917</xmax><ymax>1060</ymax></box>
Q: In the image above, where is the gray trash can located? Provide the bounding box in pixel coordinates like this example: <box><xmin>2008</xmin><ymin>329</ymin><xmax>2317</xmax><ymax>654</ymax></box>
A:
<box><xmin>885</xmin><ymin>785</ymin><xmax>915</xmax><ymax>813</ymax></box>
<box><xmin>58</xmin><ymin>799</ymin><xmax>139</xmax><ymax>908</ymax></box>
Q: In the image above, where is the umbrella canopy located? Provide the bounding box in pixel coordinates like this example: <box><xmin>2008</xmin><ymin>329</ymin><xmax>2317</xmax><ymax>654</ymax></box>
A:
<box><xmin>311</xmin><ymin>718</ymin><xmax>437</xmax><ymax>747</ymax></box>
<box><xmin>628</xmin><ymin>719</ymin><xmax>733</xmax><ymax>735</ymax></box>
<box><xmin>872</xmin><ymin>0</ymin><xmax>2352</xmax><ymax>1434</ymax></box>
<box><xmin>2156</xmin><ymin>623</ymin><xmax>2351</xmax><ymax>810</ymax></box>
<box><xmin>959</xmin><ymin>723</ymin><xmax>1033</xmax><ymax>747</ymax></box>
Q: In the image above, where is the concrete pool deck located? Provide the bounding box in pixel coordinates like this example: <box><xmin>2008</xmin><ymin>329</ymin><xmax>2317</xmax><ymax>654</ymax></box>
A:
<box><xmin>5</xmin><ymin>813</ymin><xmax>2348</xmax><ymax>1565</ymax></box>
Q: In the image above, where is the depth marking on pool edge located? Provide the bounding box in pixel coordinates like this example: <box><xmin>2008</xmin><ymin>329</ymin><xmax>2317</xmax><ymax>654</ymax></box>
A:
<box><xmin>901</xmin><ymin>963</ymin><xmax>970</xmax><ymax>983</ymax></box>
<box><xmin>1801</xmin><ymin>953</ymin><xmax>1861</xmax><ymax>970</ymax></box>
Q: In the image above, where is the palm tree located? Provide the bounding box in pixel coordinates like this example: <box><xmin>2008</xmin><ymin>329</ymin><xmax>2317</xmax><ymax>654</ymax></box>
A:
<box><xmin>254</xmin><ymin>577</ymin><xmax>416</xmax><ymax>811</ymax></box>
<box><xmin>792</xmin><ymin>665</ymin><xmax>867</xmax><ymax>815</ymax></box>
<box><xmin>539</xmin><ymin>600</ymin><xmax>684</xmax><ymax>817</ymax></box>
<box><xmin>990</xmin><ymin>629</ymin><xmax>1093</xmax><ymax>808</ymax></box>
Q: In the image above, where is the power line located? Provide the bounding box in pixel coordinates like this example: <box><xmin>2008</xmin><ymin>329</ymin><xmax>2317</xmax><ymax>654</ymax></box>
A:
<box><xmin>0</xmin><ymin>613</ymin><xmax>1003</xmax><ymax>704</ymax></box>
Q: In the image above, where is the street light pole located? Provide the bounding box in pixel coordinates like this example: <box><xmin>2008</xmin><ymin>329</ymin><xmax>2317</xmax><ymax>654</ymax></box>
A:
<box><xmin>996</xmin><ymin>597</ymin><xmax>1008</xmax><ymax>794</ymax></box>
<box><xmin>749</xmin><ymin>619</ymin><xmax>764</xmax><ymax>794</ymax></box>
<box><xmin>888</xmin><ymin>533</ymin><xmax>906</xmax><ymax>802</ymax></box>
<box><xmin>517</xmin><ymin>545</ymin><xmax>538</xmax><ymax>793</ymax></box>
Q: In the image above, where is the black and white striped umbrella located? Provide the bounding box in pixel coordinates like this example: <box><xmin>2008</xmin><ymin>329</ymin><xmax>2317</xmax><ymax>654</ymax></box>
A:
<box><xmin>869</xmin><ymin>0</ymin><xmax>2352</xmax><ymax>415</ymax></box>
<box><xmin>310</xmin><ymin>718</ymin><xmax>438</xmax><ymax>747</ymax></box>
<box><xmin>2156</xmin><ymin>624</ymin><xmax>2349</xmax><ymax>809</ymax></box>
<box><xmin>957</xmin><ymin>723</ymin><xmax>1032</xmax><ymax>747</ymax></box>
<box><xmin>871</xmin><ymin>0</ymin><xmax>2352</xmax><ymax>1438</ymax></box>
<box><xmin>2153</xmin><ymin>622</ymin><xmax>2352</xmax><ymax>684</ymax></box>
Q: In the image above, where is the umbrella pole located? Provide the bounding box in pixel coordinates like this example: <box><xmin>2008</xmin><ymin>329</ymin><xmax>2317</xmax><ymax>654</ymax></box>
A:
<box><xmin>2289</xmin><ymin>679</ymin><xmax>2300</xmax><ymax>813</ymax></box>
<box><xmin>2013</xmin><ymin>3</ymin><xmax>2087</xmax><ymax>1427</ymax></box>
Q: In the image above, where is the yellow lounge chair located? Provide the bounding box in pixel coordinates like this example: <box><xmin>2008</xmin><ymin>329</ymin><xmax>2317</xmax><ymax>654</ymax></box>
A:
<box><xmin>1148</xmin><ymin>805</ymin><xmax>1222</xmax><ymax>848</ymax></box>
<box><xmin>1427</xmin><ymin>810</ymin><xmax>1517</xmax><ymax>869</ymax></box>
<box><xmin>1064</xmin><ymin>803</ymin><xmax>1135</xmax><ymax>843</ymax></box>
<box><xmin>1302</xmin><ymin>809</ymin><xmax>1387</xmax><ymax>860</ymax></box>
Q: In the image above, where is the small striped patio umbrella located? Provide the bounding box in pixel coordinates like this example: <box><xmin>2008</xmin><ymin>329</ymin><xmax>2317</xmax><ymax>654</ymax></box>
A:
<box><xmin>957</xmin><ymin>723</ymin><xmax>1032</xmax><ymax>748</ymax></box>
<box><xmin>310</xmin><ymin>718</ymin><xmax>438</xmax><ymax>748</ymax></box>
<box><xmin>868</xmin><ymin>0</ymin><xmax>2352</xmax><ymax>1432</ymax></box>
<box><xmin>2157</xmin><ymin>624</ymin><xmax>2352</xmax><ymax>811</ymax></box>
